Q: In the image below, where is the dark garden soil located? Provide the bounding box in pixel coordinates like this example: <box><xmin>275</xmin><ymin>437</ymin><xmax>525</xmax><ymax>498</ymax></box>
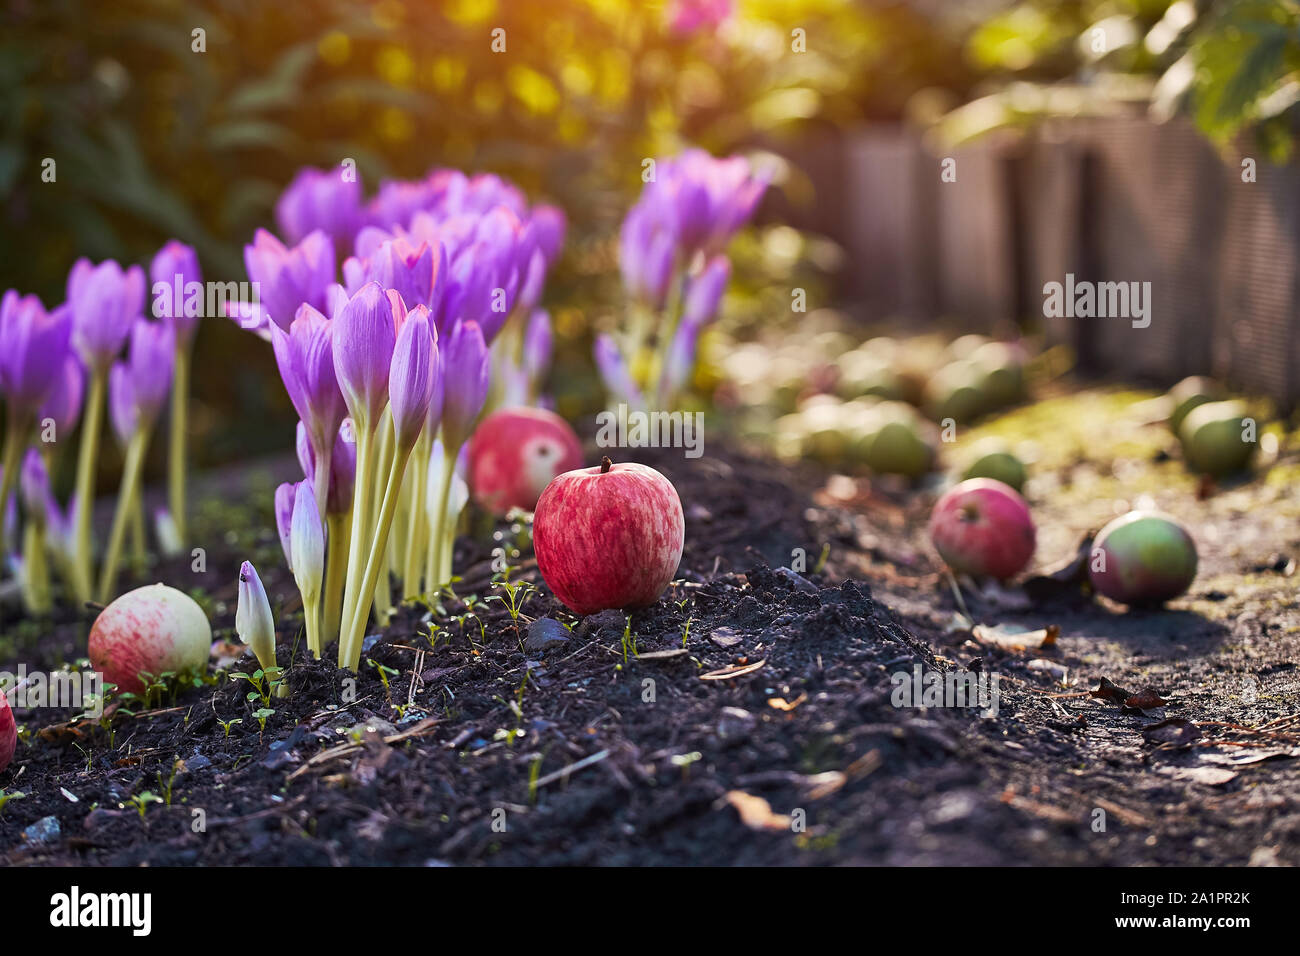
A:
<box><xmin>2</xmin><ymin>387</ymin><xmax>1299</xmax><ymax>866</ymax></box>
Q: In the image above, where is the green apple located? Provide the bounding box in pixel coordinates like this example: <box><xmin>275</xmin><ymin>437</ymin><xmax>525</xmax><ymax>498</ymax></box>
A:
<box><xmin>1089</xmin><ymin>511</ymin><xmax>1197</xmax><ymax>605</ymax></box>
<box><xmin>1179</xmin><ymin>400</ymin><xmax>1256</xmax><ymax>477</ymax></box>
<box><xmin>963</xmin><ymin>449</ymin><xmax>1027</xmax><ymax>492</ymax></box>
<box><xmin>1167</xmin><ymin>376</ymin><xmax>1226</xmax><ymax>435</ymax></box>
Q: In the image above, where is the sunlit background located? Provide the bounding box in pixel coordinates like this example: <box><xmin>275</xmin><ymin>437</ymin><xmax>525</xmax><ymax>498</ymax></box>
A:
<box><xmin>2</xmin><ymin>0</ymin><xmax>1292</xmax><ymax>474</ymax></box>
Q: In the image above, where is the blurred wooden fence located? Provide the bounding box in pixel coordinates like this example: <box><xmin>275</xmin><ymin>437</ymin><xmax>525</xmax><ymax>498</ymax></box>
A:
<box><xmin>828</xmin><ymin>118</ymin><xmax>1300</xmax><ymax>409</ymax></box>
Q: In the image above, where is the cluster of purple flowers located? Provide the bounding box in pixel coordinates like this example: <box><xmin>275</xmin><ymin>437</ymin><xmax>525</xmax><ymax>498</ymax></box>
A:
<box><xmin>598</xmin><ymin>148</ymin><xmax>767</xmax><ymax>409</ymax></box>
<box><xmin>235</xmin><ymin>165</ymin><xmax>566</xmax><ymax>672</ymax></box>
<box><xmin>1</xmin><ymin>241</ymin><xmax>204</xmax><ymax>610</ymax></box>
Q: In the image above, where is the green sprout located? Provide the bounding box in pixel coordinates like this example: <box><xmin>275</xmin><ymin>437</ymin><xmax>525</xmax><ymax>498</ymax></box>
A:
<box><xmin>157</xmin><ymin>756</ymin><xmax>182</xmax><ymax>806</ymax></box>
<box><xmin>127</xmin><ymin>791</ymin><xmax>163</xmax><ymax>820</ymax></box>
<box><xmin>252</xmin><ymin>707</ymin><xmax>275</xmax><ymax>734</ymax></box>
<box><xmin>0</xmin><ymin>790</ymin><xmax>27</xmax><ymax>816</ymax></box>
<box><xmin>218</xmin><ymin>718</ymin><xmax>242</xmax><ymax>738</ymax></box>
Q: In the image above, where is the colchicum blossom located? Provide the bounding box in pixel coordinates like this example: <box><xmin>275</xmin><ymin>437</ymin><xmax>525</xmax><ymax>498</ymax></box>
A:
<box><xmin>65</xmin><ymin>259</ymin><xmax>147</xmax><ymax>603</ymax></box>
<box><xmin>666</xmin><ymin>0</ymin><xmax>734</xmax><ymax>35</ymax></box>
<box><xmin>338</xmin><ymin>304</ymin><xmax>438</xmax><ymax>670</ymax></box>
<box><xmin>594</xmin><ymin>333</ymin><xmax>646</xmax><ymax>410</ymax></box>
<box><xmin>332</xmin><ymin>282</ymin><xmax>401</xmax><ymax>430</ymax></box>
<box><xmin>290</xmin><ymin>479</ymin><xmax>326</xmax><ymax>658</ymax></box>
<box><xmin>97</xmin><ymin>319</ymin><xmax>176</xmax><ymax>602</ymax></box>
<box><xmin>67</xmin><ymin>259</ymin><xmax>146</xmax><ymax>372</ymax></box>
<box><xmin>235</xmin><ymin>560</ymin><xmax>282</xmax><ymax>685</ymax></box>
<box><xmin>0</xmin><ymin>291</ymin><xmax>73</xmax><ymax>549</ymax></box>
<box><xmin>39</xmin><ymin>355</ymin><xmax>85</xmax><ymax>442</ymax></box>
<box><xmin>271</xmin><ymin>303</ymin><xmax>347</xmax><ymax>514</ymax></box>
<box><xmin>606</xmin><ymin>149</ymin><xmax>765</xmax><ymax>411</ymax></box>
<box><xmin>275</xmin><ymin>166</ymin><xmax>364</xmax><ymax>247</ymax></box>
<box><xmin>243</xmin><ymin>228</ymin><xmax>336</xmax><ymax>332</ymax></box>
<box><xmin>151</xmin><ymin>239</ymin><xmax>204</xmax><ymax>545</ymax></box>
<box><xmin>150</xmin><ymin>240</ymin><xmax>204</xmax><ymax>346</ymax></box>
<box><xmin>275</xmin><ymin>481</ymin><xmax>297</xmax><ymax>572</ymax></box>
<box><xmin>18</xmin><ymin>448</ymin><xmax>53</xmax><ymax>614</ymax></box>
<box><xmin>439</xmin><ymin>320</ymin><xmax>490</xmax><ymax>452</ymax></box>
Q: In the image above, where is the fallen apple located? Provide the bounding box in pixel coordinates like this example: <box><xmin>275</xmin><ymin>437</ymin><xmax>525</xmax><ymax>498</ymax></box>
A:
<box><xmin>969</xmin><ymin>341</ymin><xmax>1027</xmax><ymax>408</ymax></box>
<box><xmin>88</xmin><ymin>583</ymin><xmax>212</xmax><ymax>694</ymax></box>
<box><xmin>468</xmin><ymin>407</ymin><xmax>584</xmax><ymax>514</ymax></box>
<box><xmin>533</xmin><ymin>457</ymin><xmax>685</xmax><ymax>615</ymax></box>
<box><xmin>1179</xmin><ymin>400</ymin><xmax>1256</xmax><ymax>477</ymax></box>
<box><xmin>928</xmin><ymin>478</ymin><xmax>1036</xmax><ymax>580</ymax></box>
<box><xmin>1167</xmin><ymin>376</ymin><xmax>1226</xmax><ymax>435</ymax></box>
<box><xmin>924</xmin><ymin>360</ymin><xmax>987</xmax><ymax>424</ymax></box>
<box><xmin>963</xmin><ymin>448</ymin><xmax>1028</xmax><ymax>493</ymax></box>
<box><xmin>0</xmin><ymin>690</ymin><xmax>15</xmax><ymax>773</ymax></box>
<box><xmin>865</xmin><ymin>416</ymin><xmax>934</xmax><ymax>478</ymax></box>
<box><xmin>1089</xmin><ymin>511</ymin><xmax>1197</xmax><ymax>605</ymax></box>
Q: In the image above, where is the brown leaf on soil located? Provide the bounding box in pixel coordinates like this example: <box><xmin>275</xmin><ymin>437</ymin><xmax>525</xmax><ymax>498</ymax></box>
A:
<box><xmin>971</xmin><ymin>623</ymin><xmax>1059</xmax><ymax>650</ymax></box>
<box><xmin>1125</xmin><ymin>689</ymin><xmax>1170</xmax><ymax>710</ymax></box>
<box><xmin>637</xmin><ymin>648</ymin><xmax>689</xmax><ymax>661</ymax></box>
<box><xmin>723</xmin><ymin>790</ymin><xmax>791</xmax><ymax>831</ymax></box>
<box><xmin>1090</xmin><ymin>677</ymin><xmax>1137</xmax><ymax>706</ymax></box>
<box><xmin>768</xmin><ymin>693</ymin><xmax>807</xmax><ymax>711</ymax></box>
<box><xmin>1023</xmin><ymin>532</ymin><xmax>1095</xmax><ymax>602</ymax></box>
<box><xmin>1143</xmin><ymin>718</ymin><xmax>1202</xmax><ymax>747</ymax></box>
<box><xmin>700</xmin><ymin>659</ymin><xmax>766</xmax><ymax>681</ymax></box>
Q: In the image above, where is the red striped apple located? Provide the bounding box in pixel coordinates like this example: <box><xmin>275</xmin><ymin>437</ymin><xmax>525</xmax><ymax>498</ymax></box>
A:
<box><xmin>929</xmin><ymin>478</ymin><xmax>1036</xmax><ymax>580</ymax></box>
<box><xmin>0</xmin><ymin>690</ymin><xmax>15</xmax><ymax>773</ymax></box>
<box><xmin>533</xmin><ymin>457</ymin><xmax>685</xmax><ymax>615</ymax></box>
<box><xmin>1089</xmin><ymin>511</ymin><xmax>1197</xmax><ymax>606</ymax></box>
<box><xmin>469</xmin><ymin>407</ymin><xmax>584</xmax><ymax>514</ymax></box>
<box><xmin>88</xmin><ymin>583</ymin><xmax>212</xmax><ymax>694</ymax></box>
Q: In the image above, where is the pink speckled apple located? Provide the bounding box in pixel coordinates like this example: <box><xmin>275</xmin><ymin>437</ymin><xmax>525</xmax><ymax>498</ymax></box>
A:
<box><xmin>533</xmin><ymin>457</ymin><xmax>685</xmax><ymax>615</ymax></box>
<box><xmin>0</xmin><ymin>691</ymin><xmax>16</xmax><ymax>773</ymax></box>
<box><xmin>929</xmin><ymin>477</ymin><xmax>1036</xmax><ymax>580</ymax></box>
<box><xmin>1089</xmin><ymin>511</ymin><xmax>1197</xmax><ymax>606</ymax></box>
<box><xmin>88</xmin><ymin>583</ymin><xmax>212</xmax><ymax>694</ymax></box>
<box><xmin>469</xmin><ymin>407</ymin><xmax>584</xmax><ymax>514</ymax></box>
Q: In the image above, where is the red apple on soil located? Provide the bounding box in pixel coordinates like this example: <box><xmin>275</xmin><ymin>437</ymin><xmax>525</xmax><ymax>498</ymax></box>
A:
<box><xmin>88</xmin><ymin>583</ymin><xmax>212</xmax><ymax>694</ymax></box>
<box><xmin>533</xmin><ymin>457</ymin><xmax>685</xmax><ymax>615</ymax></box>
<box><xmin>0</xmin><ymin>691</ymin><xmax>16</xmax><ymax>773</ymax></box>
<box><xmin>1089</xmin><ymin>511</ymin><xmax>1197</xmax><ymax>606</ymax></box>
<box><xmin>469</xmin><ymin>407</ymin><xmax>584</xmax><ymax>514</ymax></box>
<box><xmin>928</xmin><ymin>478</ymin><xmax>1036</xmax><ymax>580</ymax></box>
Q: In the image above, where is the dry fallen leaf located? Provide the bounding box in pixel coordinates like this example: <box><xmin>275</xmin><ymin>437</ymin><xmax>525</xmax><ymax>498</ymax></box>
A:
<box><xmin>700</xmin><ymin>659</ymin><xmax>766</xmax><ymax>681</ymax></box>
<box><xmin>767</xmin><ymin>693</ymin><xmax>806</xmax><ymax>712</ymax></box>
<box><xmin>971</xmin><ymin>622</ymin><xmax>1059</xmax><ymax>650</ymax></box>
<box><xmin>723</xmin><ymin>790</ymin><xmax>791</xmax><ymax>831</ymax></box>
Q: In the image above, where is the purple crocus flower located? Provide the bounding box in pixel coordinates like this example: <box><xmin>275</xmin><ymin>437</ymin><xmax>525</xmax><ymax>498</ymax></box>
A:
<box><xmin>0</xmin><ymin>291</ymin><xmax>74</xmax><ymax>421</ymax></box>
<box><xmin>681</xmin><ymin>255</ymin><xmax>731</xmax><ymax>326</ymax></box>
<box><xmin>530</xmin><ymin>205</ymin><xmax>567</xmax><ymax>265</ymax></box>
<box><xmin>270</xmin><ymin>303</ymin><xmax>346</xmax><ymax>477</ymax></box>
<box><xmin>388</xmin><ymin>305</ymin><xmax>438</xmax><ymax>449</ymax></box>
<box><xmin>66</xmin><ymin>259</ymin><xmax>146</xmax><ymax>372</ymax></box>
<box><xmin>19</xmin><ymin>447</ymin><xmax>50</xmax><ymax>523</ymax></box>
<box><xmin>659</xmin><ymin>318</ymin><xmax>705</xmax><ymax>403</ymax></box>
<box><xmin>633</xmin><ymin>149</ymin><xmax>769</xmax><ymax>259</ymax></box>
<box><xmin>275</xmin><ymin>166</ymin><xmax>364</xmax><ymax>247</ymax></box>
<box><xmin>331</xmin><ymin>282</ymin><xmax>402</xmax><ymax>428</ymax></box>
<box><xmin>243</xmin><ymin>228</ymin><xmax>336</xmax><ymax>333</ymax></box>
<box><xmin>522</xmin><ymin>309</ymin><xmax>553</xmax><ymax>385</ymax></box>
<box><xmin>439</xmin><ymin>319</ymin><xmax>489</xmax><ymax>450</ymax></box>
<box><xmin>39</xmin><ymin>355</ymin><xmax>85</xmax><ymax>438</ymax></box>
<box><xmin>594</xmin><ymin>334</ymin><xmax>645</xmax><ymax>409</ymax></box>
<box><xmin>619</xmin><ymin>205</ymin><xmax>677</xmax><ymax>309</ymax></box>
<box><xmin>297</xmin><ymin>419</ymin><xmax>356</xmax><ymax>516</ymax></box>
<box><xmin>275</xmin><ymin>480</ymin><xmax>296</xmax><ymax>572</ymax></box>
<box><xmin>149</xmin><ymin>240</ymin><xmax>203</xmax><ymax>345</ymax></box>
<box><xmin>108</xmin><ymin>319</ymin><xmax>176</xmax><ymax>438</ymax></box>
<box><xmin>367</xmin><ymin>239</ymin><xmax>446</xmax><ymax>312</ymax></box>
